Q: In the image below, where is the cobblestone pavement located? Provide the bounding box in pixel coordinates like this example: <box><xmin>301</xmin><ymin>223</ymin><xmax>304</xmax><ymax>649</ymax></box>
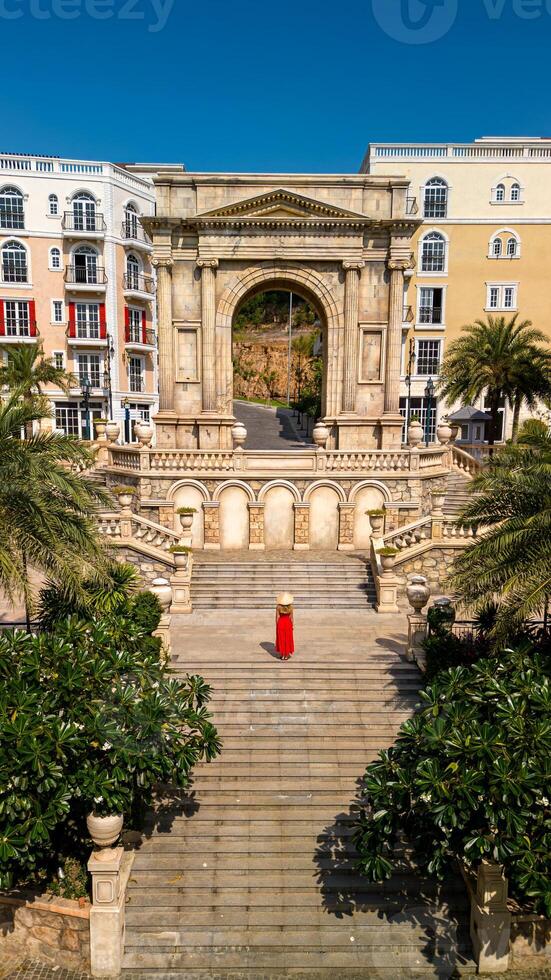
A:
<box><xmin>233</xmin><ymin>399</ymin><xmax>309</xmax><ymax>450</ymax></box>
<box><xmin>2</xmin><ymin>960</ymin><xmax>90</xmax><ymax>980</ymax></box>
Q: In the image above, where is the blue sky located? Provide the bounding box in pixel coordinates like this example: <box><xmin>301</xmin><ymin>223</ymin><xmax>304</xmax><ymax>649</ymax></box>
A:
<box><xmin>3</xmin><ymin>0</ymin><xmax>551</xmax><ymax>171</ymax></box>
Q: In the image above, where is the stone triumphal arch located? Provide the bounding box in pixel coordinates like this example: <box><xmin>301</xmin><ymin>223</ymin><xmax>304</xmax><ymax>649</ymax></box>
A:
<box><xmin>145</xmin><ymin>173</ymin><xmax>418</xmax><ymax>451</ymax></box>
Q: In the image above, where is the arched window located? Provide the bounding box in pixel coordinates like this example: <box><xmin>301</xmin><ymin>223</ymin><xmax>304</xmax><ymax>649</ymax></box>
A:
<box><xmin>492</xmin><ymin>237</ymin><xmax>503</xmax><ymax>257</ymax></box>
<box><xmin>126</xmin><ymin>253</ymin><xmax>140</xmax><ymax>289</ymax></box>
<box><xmin>495</xmin><ymin>183</ymin><xmax>506</xmax><ymax>203</ymax></box>
<box><xmin>0</xmin><ymin>186</ymin><xmax>24</xmax><ymax>229</ymax></box>
<box><xmin>511</xmin><ymin>183</ymin><xmax>521</xmax><ymax>202</ymax></box>
<box><xmin>423</xmin><ymin>178</ymin><xmax>448</xmax><ymax>219</ymax></box>
<box><xmin>72</xmin><ymin>193</ymin><xmax>96</xmax><ymax>232</ymax></box>
<box><xmin>49</xmin><ymin>246</ymin><xmax>62</xmax><ymax>270</ymax></box>
<box><xmin>73</xmin><ymin>245</ymin><xmax>98</xmax><ymax>284</ymax></box>
<box><xmin>1</xmin><ymin>240</ymin><xmax>28</xmax><ymax>282</ymax></box>
<box><xmin>507</xmin><ymin>236</ymin><xmax>518</xmax><ymax>257</ymax></box>
<box><xmin>48</xmin><ymin>194</ymin><xmax>59</xmax><ymax>216</ymax></box>
<box><xmin>420</xmin><ymin>232</ymin><xmax>447</xmax><ymax>273</ymax></box>
<box><xmin>124</xmin><ymin>203</ymin><xmax>139</xmax><ymax>239</ymax></box>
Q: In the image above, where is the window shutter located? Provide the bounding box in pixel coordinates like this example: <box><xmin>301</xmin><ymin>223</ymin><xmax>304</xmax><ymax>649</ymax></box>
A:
<box><xmin>28</xmin><ymin>300</ymin><xmax>37</xmax><ymax>337</ymax></box>
<box><xmin>141</xmin><ymin>309</ymin><xmax>147</xmax><ymax>345</ymax></box>
<box><xmin>0</xmin><ymin>302</ymin><xmax>4</xmax><ymax>337</ymax></box>
<box><xmin>124</xmin><ymin>306</ymin><xmax>130</xmax><ymax>343</ymax></box>
<box><xmin>99</xmin><ymin>304</ymin><xmax>107</xmax><ymax>339</ymax></box>
<box><xmin>68</xmin><ymin>302</ymin><xmax>76</xmax><ymax>338</ymax></box>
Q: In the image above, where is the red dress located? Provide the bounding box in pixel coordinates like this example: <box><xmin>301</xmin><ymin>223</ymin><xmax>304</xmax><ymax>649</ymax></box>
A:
<box><xmin>276</xmin><ymin>613</ymin><xmax>294</xmax><ymax>657</ymax></box>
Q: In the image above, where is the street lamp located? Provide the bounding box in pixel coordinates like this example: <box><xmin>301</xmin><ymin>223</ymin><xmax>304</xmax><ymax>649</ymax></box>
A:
<box><xmin>122</xmin><ymin>397</ymin><xmax>131</xmax><ymax>444</ymax></box>
<box><xmin>424</xmin><ymin>377</ymin><xmax>435</xmax><ymax>447</ymax></box>
<box><xmin>81</xmin><ymin>375</ymin><xmax>92</xmax><ymax>441</ymax></box>
<box><xmin>103</xmin><ymin>334</ymin><xmax>115</xmax><ymax>420</ymax></box>
<box><xmin>404</xmin><ymin>338</ymin><xmax>416</xmax><ymax>443</ymax></box>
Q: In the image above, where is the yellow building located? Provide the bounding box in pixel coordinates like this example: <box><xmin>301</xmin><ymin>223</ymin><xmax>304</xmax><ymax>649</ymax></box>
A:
<box><xmin>362</xmin><ymin>136</ymin><xmax>551</xmax><ymax>443</ymax></box>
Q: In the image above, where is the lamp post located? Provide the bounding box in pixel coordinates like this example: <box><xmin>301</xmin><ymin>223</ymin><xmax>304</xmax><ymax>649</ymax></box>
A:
<box><xmin>404</xmin><ymin>338</ymin><xmax>416</xmax><ymax>444</ymax></box>
<box><xmin>103</xmin><ymin>334</ymin><xmax>115</xmax><ymax>420</ymax></box>
<box><xmin>286</xmin><ymin>291</ymin><xmax>293</xmax><ymax>407</ymax></box>
<box><xmin>424</xmin><ymin>377</ymin><xmax>435</xmax><ymax>447</ymax></box>
<box><xmin>122</xmin><ymin>397</ymin><xmax>131</xmax><ymax>445</ymax></box>
<box><xmin>81</xmin><ymin>375</ymin><xmax>92</xmax><ymax>441</ymax></box>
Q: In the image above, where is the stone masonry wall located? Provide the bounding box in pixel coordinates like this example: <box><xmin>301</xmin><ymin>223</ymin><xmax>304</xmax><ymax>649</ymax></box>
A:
<box><xmin>397</xmin><ymin>547</ymin><xmax>459</xmax><ymax>601</ymax></box>
<box><xmin>0</xmin><ymin>896</ymin><xmax>90</xmax><ymax>973</ymax></box>
<box><xmin>116</xmin><ymin>546</ymin><xmax>172</xmax><ymax>586</ymax></box>
<box><xmin>510</xmin><ymin>915</ymin><xmax>551</xmax><ymax>972</ymax></box>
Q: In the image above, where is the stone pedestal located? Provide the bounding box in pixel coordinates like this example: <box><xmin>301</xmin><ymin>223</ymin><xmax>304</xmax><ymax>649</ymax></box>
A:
<box><xmin>88</xmin><ymin>848</ymin><xmax>134</xmax><ymax>978</ymax></box>
<box><xmin>470</xmin><ymin>862</ymin><xmax>512</xmax><ymax>974</ymax></box>
<box><xmin>248</xmin><ymin>502</ymin><xmax>265</xmax><ymax>551</ymax></box>
<box><xmin>293</xmin><ymin>503</ymin><xmax>310</xmax><ymax>550</ymax></box>
<box><xmin>203</xmin><ymin>501</ymin><xmax>221</xmax><ymax>550</ymax></box>
<box><xmin>338</xmin><ymin>503</ymin><xmax>355</xmax><ymax>551</ymax></box>
<box><xmin>170</xmin><ymin>556</ymin><xmax>192</xmax><ymax>614</ymax></box>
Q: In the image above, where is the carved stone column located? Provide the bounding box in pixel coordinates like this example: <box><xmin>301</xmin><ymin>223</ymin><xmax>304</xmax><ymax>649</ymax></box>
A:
<box><xmin>293</xmin><ymin>503</ymin><xmax>310</xmax><ymax>551</ymax></box>
<box><xmin>248</xmin><ymin>502</ymin><xmax>265</xmax><ymax>551</ymax></box>
<box><xmin>203</xmin><ymin>501</ymin><xmax>220</xmax><ymax>550</ymax></box>
<box><xmin>384</xmin><ymin>260</ymin><xmax>409</xmax><ymax>415</ymax></box>
<box><xmin>197</xmin><ymin>259</ymin><xmax>219</xmax><ymax>413</ymax></box>
<box><xmin>152</xmin><ymin>258</ymin><xmax>174</xmax><ymax>412</ymax></box>
<box><xmin>338</xmin><ymin>502</ymin><xmax>355</xmax><ymax>551</ymax></box>
<box><xmin>342</xmin><ymin>262</ymin><xmax>364</xmax><ymax>413</ymax></box>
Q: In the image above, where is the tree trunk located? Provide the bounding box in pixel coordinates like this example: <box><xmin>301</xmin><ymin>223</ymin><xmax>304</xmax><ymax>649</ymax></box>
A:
<box><xmin>511</xmin><ymin>395</ymin><xmax>522</xmax><ymax>443</ymax></box>
<box><xmin>487</xmin><ymin>392</ymin><xmax>501</xmax><ymax>451</ymax></box>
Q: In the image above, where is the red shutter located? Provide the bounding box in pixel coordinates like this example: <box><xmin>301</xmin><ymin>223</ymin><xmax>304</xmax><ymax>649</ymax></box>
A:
<box><xmin>0</xmin><ymin>302</ymin><xmax>4</xmax><ymax>337</ymax></box>
<box><xmin>68</xmin><ymin>302</ymin><xmax>76</xmax><ymax>338</ymax></box>
<box><xmin>28</xmin><ymin>300</ymin><xmax>37</xmax><ymax>337</ymax></box>
<box><xmin>141</xmin><ymin>310</ymin><xmax>147</xmax><ymax>345</ymax></box>
<box><xmin>124</xmin><ymin>306</ymin><xmax>130</xmax><ymax>343</ymax></box>
<box><xmin>99</xmin><ymin>304</ymin><xmax>107</xmax><ymax>339</ymax></box>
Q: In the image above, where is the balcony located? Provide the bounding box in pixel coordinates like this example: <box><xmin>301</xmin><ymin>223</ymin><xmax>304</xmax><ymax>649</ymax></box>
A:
<box><xmin>64</xmin><ymin>266</ymin><xmax>107</xmax><ymax>293</ymax></box>
<box><xmin>62</xmin><ymin>212</ymin><xmax>106</xmax><ymax>237</ymax></box>
<box><xmin>402</xmin><ymin>305</ymin><xmax>414</xmax><ymax>324</ymax></box>
<box><xmin>123</xmin><ymin>272</ymin><xmax>155</xmax><ymax>301</ymax></box>
<box><xmin>125</xmin><ymin>325</ymin><xmax>156</xmax><ymax>352</ymax></box>
<box><xmin>1</xmin><ymin>322</ymin><xmax>39</xmax><ymax>343</ymax></box>
<box><xmin>121</xmin><ymin>220</ymin><xmax>152</xmax><ymax>249</ymax></box>
<box><xmin>66</xmin><ymin>326</ymin><xmax>108</xmax><ymax>348</ymax></box>
<box><xmin>406</xmin><ymin>197</ymin><xmax>419</xmax><ymax>215</ymax></box>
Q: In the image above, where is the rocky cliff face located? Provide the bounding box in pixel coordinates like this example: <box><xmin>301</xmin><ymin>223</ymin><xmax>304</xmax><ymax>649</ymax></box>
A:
<box><xmin>233</xmin><ymin>338</ymin><xmax>316</xmax><ymax>402</ymax></box>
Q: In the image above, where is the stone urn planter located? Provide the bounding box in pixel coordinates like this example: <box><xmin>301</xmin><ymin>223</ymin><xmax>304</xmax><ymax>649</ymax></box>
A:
<box><xmin>171</xmin><ymin>550</ymin><xmax>190</xmax><ymax>570</ymax></box>
<box><xmin>231</xmin><ymin>421</ymin><xmax>247</xmax><ymax>448</ymax></box>
<box><xmin>150</xmin><ymin>576</ymin><xmax>172</xmax><ymax>613</ymax></box>
<box><xmin>134</xmin><ymin>420</ymin><xmax>153</xmax><ymax>447</ymax></box>
<box><xmin>105</xmin><ymin>420</ymin><xmax>120</xmax><ymax>444</ymax></box>
<box><xmin>449</xmin><ymin>422</ymin><xmax>460</xmax><ymax>444</ymax></box>
<box><xmin>428</xmin><ymin>597</ymin><xmax>456</xmax><ymax>633</ymax></box>
<box><xmin>312</xmin><ymin>420</ymin><xmax>330</xmax><ymax>449</ymax></box>
<box><xmin>437</xmin><ymin>417</ymin><xmax>453</xmax><ymax>446</ymax></box>
<box><xmin>377</xmin><ymin>548</ymin><xmax>398</xmax><ymax>573</ymax></box>
<box><xmin>93</xmin><ymin>419</ymin><xmax>107</xmax><ymax>442</ymax></box>
<box><xmin>408</xmin><ymin>419</ymin><xmax>424</xmax><ymax>448</ymax></box>
<box><xmin>367</xmin><ymin>510</ymin><xmax>385</xmax><ymax>536</ymax></box>
<box><xmin>177</xmin><ymin>509</ymin><xmax>195</xmax><ymax>533</ymax></box>
<box><xmin>86</xmin><ymin>812</ymin><xmax>123</xmax><ymax>850</ymax></box>
<box><xmin>430</xmin><ymin>489</ymin><xmax>446</xmax><ymax>515</ymax></box>
<box><xmin>406</xmin><ymin>575</ymin><xmax>430</xmax><ymax>614</ymax></box>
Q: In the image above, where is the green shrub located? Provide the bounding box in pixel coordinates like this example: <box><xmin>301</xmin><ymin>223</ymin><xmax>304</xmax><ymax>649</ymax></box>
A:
<box><xmin>376</xmin><ymin>547</ymin><xmax>398</xmax><ymax>557</ymax></box>
<box><xmin>176</xmin><ymin>507</ymin><xmax>196</xmax><ymax>515</ymax></box>
<box><xmin>423</xmin><ymin>630</ymin><xmax>487</xmax><ymax>682</ymax></box>
<box><xmin>0</xmin><ymin>614</ymin><xmax>221</xmax><ymax>890</ymax></box>
<box><xmin>353</xmin><ymin>644</ymin><xmax>551</xmax><ymax>915</ymax></box>
<box><xmin>169</xmin><ymin>545</ymin><xmax>192</xmax><ymax>554</ymax></box>
<box><xmin>366</xmin><ymin>509</ymin><xmax>385</xmax><ymax>517</ymax></box>
<box><xmin>47</xmin><ymin>857</ymin><xmax>88</xmax><ymax>901</ymax></box>
<box><xmin>129</xmin><ymin>591</ymin><xmax>162</xmax><ymax>634</ymax></box>
<box><xmin>111</xmin><ymin>485</ymin><xmax>137</xmax><ymax>496</ymax></box>
<box><xmin>38</xmin><ymin>562</ymin><xmax>140</xmax><ymax>630</ymax></box>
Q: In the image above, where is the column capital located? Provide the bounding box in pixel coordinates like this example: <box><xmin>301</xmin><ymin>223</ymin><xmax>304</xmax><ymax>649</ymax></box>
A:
<box><xmin>152</xmin><ymin>256</ymin><xmax>173</xmax><ymax>270</ymax></box>
<box><xmin>196</xmin><ymin>258</ymin><xmax>219</xmax><ymax>270</ymax></box>
<box><xmin>387</xmin><ymin>258</ymin><xmax>412</xmax><ymax>273</ymax></box>
<box><xmin>342</xmin><ymin>260</ymin><xmax>365</xmax><ymax>273</ymax></box>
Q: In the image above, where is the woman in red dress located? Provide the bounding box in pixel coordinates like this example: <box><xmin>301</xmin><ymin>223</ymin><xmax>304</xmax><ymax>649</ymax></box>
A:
<box><xmin>276</xmin><ymin>592</ymin><xmax>294</xmax><ymax>661</ymax></box>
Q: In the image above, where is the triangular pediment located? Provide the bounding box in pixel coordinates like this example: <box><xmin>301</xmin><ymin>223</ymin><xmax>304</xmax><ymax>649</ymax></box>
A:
<box><xmin>196</xmin><ymin>189</ymin><xmax>369</xmax><ymax>222</ymax></box>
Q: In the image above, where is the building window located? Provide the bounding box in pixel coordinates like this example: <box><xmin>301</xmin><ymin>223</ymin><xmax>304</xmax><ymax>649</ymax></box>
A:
<box><xmin>423</xmin><ymin>178</ymin><xmax>448</xmax><ymax>219</ymax></box>
<box><xmin>511</xmin><ymin>183</ymin><xmax>521</xmax><ymax>202</ymax></box>
<box><xmin>52</xmin><ymin>351</ymin><xmax>64</xmax><ymax>371</ymax></box>
<box><xmin>418</xmin><ymin>287</ymin><xmax>444</xmax><ymax>325</ymax></box>
<box><xmin>4</xmin><ymin>300</ymin><xmax>30</xmax><ymax>336</ymax></box>
<box><xmin>72</xmin><ymin>193</ymin><xmax>97</xmax><ymax>232</ymax></box>
<box><xmin>0</xmin><ymin>186</ymin><xmax>24</xmax><ymax>229</ymax></box>
<box><xmin>77</xmin><ymin>353</ymin><xmax>102</xmax><ymax>388</ymax></box>
<box><xmin>420</xmin><ymin>232</ymin><xmax>447</xmax><ymax>273</ymax></box>
<box><xmin>507</xmin><ymin>236</ymin><xmax>518</xmax><ymax>257</ymax></box>
<box><xmin>126</xmin><ymin>253</ymin><xmax>140</xmax><ymax>289</ymax></box>
<box><xmin>489</xmin><ymin>231</ymin><xmax>520</xmax><ymax>259</ymax></box>
<box><xmin>416</xmin><ymin>339</ymin><xmax>441</xmax><ymax>376</ymax></box>
<box><xmin>399</xmin><ymin>396</ymin><xmax>437</xmax><ymax>443</ymax></box>
<box><xmin>492</xmin><ymin>238</ymin><xmax>503</xmax><ymax>258</ymax></box>
<box><xmin>123</xmin><ymin>204</ymin><xmax>139</xmax><ymax>239</ymax></box>
<box><xmin>1</xmin><ymin>240</ymin><xmax>28</xmax><ymax>282</ymax></box>
<box><xmin>75</xmin><ymin>302</ymin><xmax>100</xmax><ymax>339</ymax></box>
<box><xmin>55</xmin><ymin>403</ymin><xmax>80</xmax><ymax>436</ymax></box>
<box><xmin>487</xmin><ymin>284</ymin><xmax>518</xmax><ymax>311</ymax></box>
<box><xmin>127</xmin><ymin>307</ymin><xmax>142</xmax><ymax>343</ymax></box>
<box><xmin>73</xmin><ymin>246</ymin><xmax>98</xmax><ymax>284</ymax></box>
<box><xmin>49</xmin><ymin>246</ymin><xmax>61</xmax><ymax>270</ymax></box>
<box><xmin>48</xmin><ymin>194</ymin><xmax>59</xmax><ymax>216</ymax></box>
<box><xmin>495</xmin><ymin>183</ymin><xmax>505</xmax><ymax>202</ymax></box>
<box><xmin>52</xmin><ymin>300</ymin><xmax>64</xmax><ymax>323</ymax></box>
<box><xmin>128</xmin><ymin>356</ymin><xmax>144</xmax><ymax>393</ymax></box>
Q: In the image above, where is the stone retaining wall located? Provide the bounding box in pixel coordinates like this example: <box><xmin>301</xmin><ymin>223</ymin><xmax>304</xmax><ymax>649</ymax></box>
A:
<box><xmin>398</xmin><ymin>546</ymin><xmax>458</xmax><ymax>599</ymax></box>
<box><xmin>0</xmin><ymin>894</ymin><xmax>90</xmax><ymax>973</ymax></box>
<box><xmin>510</xmin><ymin>915</ymin><xmax>551</xmax><ymax>972</ymax></box>
<box><xmin>116</xmin><ymin>546</ymin><xmax>172</xmax><ymax>586</ymax></box>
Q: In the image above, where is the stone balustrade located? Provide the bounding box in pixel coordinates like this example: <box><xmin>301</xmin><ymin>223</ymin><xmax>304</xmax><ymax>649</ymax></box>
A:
<box><xmin>98</xmin><ymin>511</ymin><xmax>180</xmax><ymax>555</ymax></box>
<box><xmin>383</xmin><ymin>517</ymin><xmax>433</xmax><ymax>552</ymax></box>
<box><xmin>452</xmin><ymin>445</ymin><xmax>482</xmax><ymax>476</ymax></box>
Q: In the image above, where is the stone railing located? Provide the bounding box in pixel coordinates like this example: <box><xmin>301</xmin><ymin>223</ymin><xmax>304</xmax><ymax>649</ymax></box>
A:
<box><xmin>452</xmin><ymin>445</ymin><xmax>482</xmax><ymax>477</ymax></box>
<box><xmin>150</xmin><ymin>450</ymin><xmax>235</xmax><ymax>472</ymax></box>
<box><xmin>98</xmin><ymin>511</ymin><xmax>180</xmax><ymax>556</ymax></box>
<box><xmin>382</xmin><ymin>517</ymin><xmax>433</xmax><ymax>552</ymax></box>
<box><xmin>381</xmin><ymin>514</ymin><xmax>475</xmax><ymax>563</ymax></box>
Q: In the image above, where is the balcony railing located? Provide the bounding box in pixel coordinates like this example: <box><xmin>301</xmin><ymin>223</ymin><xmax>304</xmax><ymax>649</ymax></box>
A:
<box><xmin>121</xmin><ymin>220</ymin><xmax>151</xmax><ymax>245</ymax></box>
<box><xmin>62</xmin><ymin>212</ymin><xmax>106</xmax><ymax>233</ymax></box>
<box><xmin>125</xmin><ymin>325</ymin><xmax>156</xmax><ymax>347</ymax></box>
<box><xmin>64</xmin><ymin>266</ymin><xmax>108</xmax><ymax>286</ymax></box>
<box><xmin>3</xmin><ymin>321</ymin><xmax>39</xmax><ymax>339</ymax></box>
<box><xmin>406</xmin><ymin>197</ymin><xmax>419</xmax><ymax>215</ymax></box>
<box><xmin>418</xmin><ymin>307</ymin><xmax>443</xmax><ymax>325</ymax></box>
<box><xmin>123</xmin><ymin>273</ymin><xmax>155</xmax><ymax>294</ymax></box>
<box><xmin>402</xmin><ymin>305</ymin><xmax>414</xmax><ymax>322</ymax></box>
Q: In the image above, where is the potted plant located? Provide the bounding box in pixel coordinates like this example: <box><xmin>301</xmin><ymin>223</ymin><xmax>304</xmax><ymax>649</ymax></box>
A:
<box><xmin>105</xmin><ymin>420</ymin><xmax>120</xmax><ymax>443</ymax></box>
<box><xmin>408</xmin><ymin>415</ymin><xmax>424</xmax><ymax>448</ymax></box>
<box><xmin>176</xmin><ymin>506</ymin><xmax>196</xmax><ymax>533</ymax></box>
<box><xmin>93</xmin><ymin>418</ymin><xmax>108</xmax><ymax>441</ymax></box>
<box><xmin>112</xmin><ymin>485</ymin><xmax>137</xmax><ymax>509</ymax></box>
<box><xmin>377</xmin><ymin>546</ymin><xmax>398</xmax><ymax>572</ymax></box>
<box><xmin>427</xmin><ymin>597</ymin><xmax>456</xmax><ymax>634</ymax></box>
<box><xmin>169</xmin><ymin>544</ymin><xmax>192</xmax><ymax>569</ymax></box>
<box><xmin>366</xmin><ymin>509</ymin><xmax>385</xmax><ymax>535</ymax></box>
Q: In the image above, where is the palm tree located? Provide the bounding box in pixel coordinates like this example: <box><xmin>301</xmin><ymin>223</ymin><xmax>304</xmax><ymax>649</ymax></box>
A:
<box><xmin>0</xmin><ymin>343</ymin><xmax>76</xmax><ymax>438</ymax></box>
<box><xmin>438</xmin><ymin>315</ymin><xmax>551</xmax><ymax>447</ymax></box>
<box><xmin>450</xmin><ymin>431</ymin><xmax>551</xmax><ymax>637</ymax></box>
<box><xmin>0</xmin><ymin>394</ymin><xmax>109</xmax><ymax>627</ymax></box>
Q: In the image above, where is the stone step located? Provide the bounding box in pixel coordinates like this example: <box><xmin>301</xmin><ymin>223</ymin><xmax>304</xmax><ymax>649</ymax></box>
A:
<box><xmin>123</xmin><ymin>924</ymin><xmax>470</xmax><ymax>949</ymax></box>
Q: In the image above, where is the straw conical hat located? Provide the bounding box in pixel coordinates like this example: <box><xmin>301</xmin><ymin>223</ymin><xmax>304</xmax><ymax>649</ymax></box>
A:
<box><xmin>276</xmin><ymin>592</ymin><xmax>294</xmax><ymax>606</ymax></box>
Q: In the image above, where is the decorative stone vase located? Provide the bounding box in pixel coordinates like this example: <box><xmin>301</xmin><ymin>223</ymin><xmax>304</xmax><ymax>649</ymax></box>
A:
<box><xmin>312</xmin><ymin>421</ymin><xmax>330</xmax><ymax>449</ymax></box>
<box><xmin>231</xmin><ymin>421</ymin><xmax>247</xmax><ymax>448</ymax></box>
<box><xmin>437</xmin><ymin>418</ymin><xmax>453</xmax><ymax>446</ymax></box>
<box><xmin>449</xmin><ymin>422</ymin><xmax>460</xmax><ymax>445</ymax></box>
<box><xmin>380</xmin><ymin>554</ymin><xmax>396</xmax><ymax>573</ymax></box>
<box><xmin>179</xmin><ymin>512</ymin><xmax>194</xmax><ymax>533</ymax></box>
<box><xmin>408</xmin><ymin>420</ymin><xmax>424</xmax><ymax>448</ymax></box>
<box><xmin>105</xmin><ymin>421</ymin><xmax>120</xmax><ymax>444</ymax></box>
<box><xmin>118</xmin><ymin>493</ymin><xmax>134</xmax><ymax>510</ymax></box>
<box><xmin>150</xmin><ymin>576</ymin><xmax>172</xmax><ymax>613</ymax></box>
<box><xmin>94</xmin><ymin>419</ymin><xmax>107</xmax><ymax>442</ymax></box>
<box><xmin>368</xmin><ymin>513</ymin><xmax>385</xmax><ymax>536</ymax></box>
<box><xmin>173</xmin><ymin>551</ymin><xmax>189</xmax><ymax>570</ymax></box>
<box><xmin>430</xmin><ymin>490</ymin><xmax>446</xmax><ymax>515</ymax></box>
<box><xmin>86</xmin><ymin>812</ymin><xmax>123</xmax><ymax>850</ymax></box>
<box><xmin>135</xmin><ymin>421</ymin><xmax>153</xmax><ymax>447</ymax></box>
<box><xmin>428</xmin><ymin>597</ymin><xmax>456</xmax><ymax>633</ymax></box>
<box><xmin>406</xmin><ymin>575</ymin><xmax>430</xmax><ymax>614</ymax></box>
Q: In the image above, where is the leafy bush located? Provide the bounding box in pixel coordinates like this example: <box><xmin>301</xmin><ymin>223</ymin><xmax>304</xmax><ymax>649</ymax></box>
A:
<box><xmin>0</xmin><ymin>614</ymin><xmax>221</xmax><ymax>890</ymax></box>
<box><xmin>130</xmin><ymin>591</ymin><xmax>162</xmax><ymax>634</ymax></box>
<box><xmin>353</xmin><ymin>644</ymin><xmax>551</xmax><ymax>915</ymax></box>
<box><xmin>169</xmin><ymin>545</ymin><xmax>192</xmax><ymax>554</ymax></box>
<box><xmin>47</xmin><ymin>857</ymin><xmax>88</xmax><ymax>901</ymax></box>
<box><xmin>38</xmin><ymin>562</ymin><xmax>141</xmax><ymax>630</ymax></box>
<box><xmin>423</xmin><ymin>630</ymin><xmax>486</xmax><ymax>682</ymax></box>
<box><xmin>176</xmin><ymin>507</ymin><xmax>196</xmax><ymax>515</ymax></box>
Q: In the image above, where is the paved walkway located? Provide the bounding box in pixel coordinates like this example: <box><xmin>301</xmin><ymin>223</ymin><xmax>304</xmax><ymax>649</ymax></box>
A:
<box><xmin>233</xmin><ymin>400</ymin><xmax>310</xmax><ymax>450</ymax></box>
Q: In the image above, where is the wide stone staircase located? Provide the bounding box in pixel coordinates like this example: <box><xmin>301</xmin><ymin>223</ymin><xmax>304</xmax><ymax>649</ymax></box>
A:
<box><xmin>443</xmin><ymin>471</ymin><xmax>473</xmax><ymax>515</ymax></box>
<box><xmin>122</xmin><ymin>612</ymin><xmax>475</xmax><ymax>978</ymax></box>
<box><xmin>191</xmin><ymin>553</ymin><xmax>376</xmax><ymax>610</ymax></box>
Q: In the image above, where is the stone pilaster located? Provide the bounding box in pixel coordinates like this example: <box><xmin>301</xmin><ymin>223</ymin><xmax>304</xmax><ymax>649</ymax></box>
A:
<box><xmin>248</xmin><ymin>502</ymin><xmax>265</xmax><ymax>551</ymax></box>
<box><xmin>384</xmin><ymin>259</ymin><xmax>408</xmax><ymax>416</ymax></box>
<box><xmin>293</xmin><ymin>502</ymin><xmax>310</xmax><ymax>551</ymax></box>
<box><xmin>152</xmin><ymin>258</ymin><xmax>174</xmax><ymax>412</ymax></box>
<box><xmin>342</xmin><ymin>262</ymin><xmax>364</xmax><ymax>414</ymax></box>
<box><xmin>338</xmin><ymin>502</ymin><xmax>355</xmax><ymax>551</ymax></box>
<box><xmin>197</xmin><ymin>259</ymin><xmax>219</xmax><ymax>413</ymax></box>
<box><xmin>203</xmin><ymin>501</ymin><xmax>220</xmax><ymax>550</ymax></box>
